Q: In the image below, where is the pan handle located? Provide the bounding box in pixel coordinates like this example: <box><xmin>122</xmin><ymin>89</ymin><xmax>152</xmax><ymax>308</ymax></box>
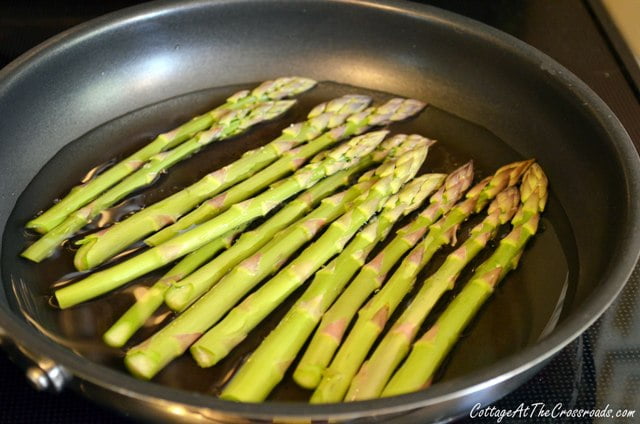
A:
<box><xmin>0</xmin><ymin>325</ymin><xmax>71</xmax><ymax>392</ymax></box>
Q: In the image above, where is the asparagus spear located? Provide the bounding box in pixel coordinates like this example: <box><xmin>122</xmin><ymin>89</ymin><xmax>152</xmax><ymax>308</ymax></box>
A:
<box><xmin>310</xmin><ymin>160</ymin><xmax>533</xmax><ymax>403</ymax></box>
<box><xmin>220</xmin><ymin>173</ymin><xmax>445</xmax><ymax>402</ymax></box>
<box><xmin>122</xmin><ymin>134</ymin><xmax>431</xmax><ymax>380</ymax></box>
<box><xmin>146</xmin><ymin>98</ymin><xmax>427</xmax><ymax>246</ymax></box>
<box><xmin>346</xmin><ymin>188</ymin><xmax>520</xmax><ymax>400</ymax></box>
<box><xmin>110</xmin><ymin>154</ymin><xmax>378</xmax><ymax>346</ymax></box>
<box><xmin>54</xmin><ymin>130</ymin><xmax>388</xmax><ymax>309</ymax></box>
<box><xmin>190</xmin><ymin>141</ymin><xmax>429</xmax><ymax>368</ymax></box>
<box><xmin>124</xmin><ymin>183</ymin><xmax>368</xmax><ymax>380</ymax></box>
<box><xmin>382</xmin><ymin>163</ymin><xmax>547</xmax><ymax>397</ymax></box>
<box><xmin>293</xmin><ymin>162</ymin><xmax>474</xmax><ymax>389</ymax></box>
<box><xmin>74</xmin><ymin>95</ymin><xmax>372</xmax><ymax>270</ymax></box>
<box><xmin>22</xmin><ymin>100</ymin><xmax>296</xmax><ymax>263</ymax></box>
<box><xmin>102</xmin><ymin>226</ymin><xmax>244</xmax><ymax>348</ymax></box>
<box><xmin>162</xmin><ymin>134</ymin><xmax>408</xmax><ymax>312</ymax></box>
<box><xmin>26</xmin><ymin>77</ymin><xmax>316</xmax><ymax>234</ymax></box>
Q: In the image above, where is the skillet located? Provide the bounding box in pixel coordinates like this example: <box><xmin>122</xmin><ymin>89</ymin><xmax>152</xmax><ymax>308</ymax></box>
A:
<box><xmin>0</xmin><ymin>0</ymin><xmax>639</xmax><ymax>422</ymax></box>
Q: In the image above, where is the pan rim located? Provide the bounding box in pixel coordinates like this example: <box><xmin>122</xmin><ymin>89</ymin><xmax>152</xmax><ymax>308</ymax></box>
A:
<box><xmin>1</xmin><ymin>0</ymin><xmax>639</xmax><ymax>419</ymax></box>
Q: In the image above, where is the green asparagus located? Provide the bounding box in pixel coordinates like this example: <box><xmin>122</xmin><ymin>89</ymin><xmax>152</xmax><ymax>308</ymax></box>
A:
<box><xmin>23</xmin><ymin>100</ymin><xmax>296</xmax><ymax>263</ymax></box>
<box><xmin>105</xmin><ymin>163</ymin><xmax>371</xmax><ymax>348</ymax></box>
<box><xmin>124</xmin><ymin>184</ymin><xmax>365</xmax><ymax>379</ymax></box>
<box><xmin>346</xmin><ymin>187</ymin><xmax>519</xmax><ymax>400</ymax></box>
<box><xmin>122</xmin><ymin>134</ymin><xmax>431</xmax><ymax>379</ymax></box>
<box><xmin>74</xmin><ymin>95</ymin><xmax>372</xmax><ymax>270</ymax></box>
<box><xmin>293</xmin><ymin>162</ymin><xmax>474</xmax><ymax>389</ymax></box>
<box><xmin>146</xmin><ymin>98</ymin><xmax>427</xmax><ymax>246</ymax></box>
<box><xmin>310</xmin><ymin>160</ymin><xmax>533</xmax><ymax>403</ymax></box>
<box><xmin>220</xmin><ymin>172</ymin><xmax>445</xmax><ymax>402</ymax></box>
<box><xmin>102</xmin><ymin>227</ymin><xmax>244</xmax><ymax>348</ymax></box>
<box><xmin>54</xmin><ymin>130</ymin><xmax>387</xmax><ymax>309</ymax></box>
<box><xmin>26</xmin><ymin>77</ymin><xmax>315</xmax><ymax>234</ymax></box>
<box><xmin>382</xmin><ymin>163</ymin><xmax>547</xmax><ymax>397</ymax></box>
<box><xmin>190</xmin><ymin>141</ymin><xmax>429</xmax><ymax>368</ymax></box>
<box><xmin>163</xmin><ymin>134</ymin><xmax>417</xmax><ymax>312</ymax></box>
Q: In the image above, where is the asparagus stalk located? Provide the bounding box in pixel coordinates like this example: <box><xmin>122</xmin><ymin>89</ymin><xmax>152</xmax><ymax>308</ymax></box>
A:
<box><xmin>190</xmin><ymin>141</ymin><xmax>429</xmax><ymax>368</ymax></box>
<box><xmin>382</xmin><ymin>163</ymin><xmax>548</xmax><ymax>397</ymax></box>
<box><xmin>310</xmin><ymin>160</ymin><xmax>533</xmax><ymax>403</ymax></box>
<box><xmin>22</xmin><ymin>100</ymin><xmax>296</xmax><ymax>263</ymax></box>
<box><xmin>26</xmin><ymin>77</ymin><xmax>316</xmax><ymax>234</ymax></box>
<box><xmin>122</xmin><ymin>134</ymin><xmax>431</xmax><ymax>380</ymax></box>
<box><xmin>74</xmin><ymin>95</ymin><xmax>372</xmax><ymax>270</ymax></box>
<box><xmin>220</xmin><ymin>173</ymin><xmax>445</xmax><ymax>402</ymax></box>
<box><xmin>346</xmin><ymin>188</ymin><xmax>520</xmax><ymax>400</ymax></box>
<box><xmin>293</xmin><ymin>162</ymin><xmax>474</xmax><ymax>389</ymax></box>
<box><xmin>102</xmin><ymin>226</ymin><xmax>244</xmax><ymax>348</ymax></box>
<box><xmin>162</xmin><ymin>138</ymin><xmax>393</xmax><ymax>312</ymax></box>
<box><xmin>146</xmin><ymin>98</ymin><xmax>427</xmax><ymax>246</ymax></box>
<box><xmin>104</xmin><ymin>164</ymin><xmax>370</xmax><ymax>348</ymax></box>
<box><xmin>54</xmin><ymin>130</ymin><xmax>388</xmax><ymax>310</ymax></box>
<box><xmin>124</xmin><ymin>183</ymin><xmax>367</xmax><ymax>380</ymax></box>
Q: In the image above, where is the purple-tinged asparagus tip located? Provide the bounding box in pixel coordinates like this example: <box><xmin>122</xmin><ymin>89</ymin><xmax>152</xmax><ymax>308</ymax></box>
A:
<box><xmin>253</xmin><ymin>77</ymin><xmax>317</xmax><ymax>99</ymax></box>
<box><xmin>520</xmin><ymin>162</ymin><xmax>548</xmax><ymax>211</ymax></box>
<box><xmin>488</xmin><ymin>187</ymin><xmax>520</xmax><ymax>224</ymax></box>
<box><xmin>368</xmin><ymin>98</ymin><xmax>427</xmax><ymax>126</ymax></box>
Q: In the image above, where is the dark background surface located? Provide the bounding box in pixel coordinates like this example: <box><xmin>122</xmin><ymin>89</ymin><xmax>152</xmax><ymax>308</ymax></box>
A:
<box><xmin>1</xmin><ymin>0</ymin><xmax>639</xmax><ymax>423</ymax></box>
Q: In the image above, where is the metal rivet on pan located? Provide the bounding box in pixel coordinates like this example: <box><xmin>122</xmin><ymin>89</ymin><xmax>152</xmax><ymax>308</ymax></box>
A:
<box><xmin>25</xmin><ymin>366</ymin><xmax>50</xmax><ymax>391</ymax></box>
<box><xmin>24</xmin><ymin>361</ymin><xmax>70</xmax><ymax>393</ymax></box>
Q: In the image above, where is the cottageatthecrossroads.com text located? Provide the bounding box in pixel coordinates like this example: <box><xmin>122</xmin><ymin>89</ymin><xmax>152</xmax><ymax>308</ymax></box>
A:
<box><xmin>469</xmin><ymin>402</ymin><xmax>636</xmax><ymax>422</ymax></box>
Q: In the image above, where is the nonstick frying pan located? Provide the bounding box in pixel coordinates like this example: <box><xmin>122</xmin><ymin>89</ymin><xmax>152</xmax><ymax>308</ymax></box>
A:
<box><xmin>1</xmin><ymin>0</ymin><xmax>639</xmax><ymax>422</ymax></box>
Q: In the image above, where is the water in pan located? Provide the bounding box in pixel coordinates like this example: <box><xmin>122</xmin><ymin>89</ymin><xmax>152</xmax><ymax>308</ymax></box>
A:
<box><xmin>1</xmin><ymin>81</ymin><xmax>577</xmax><ymax>402</ymax></box>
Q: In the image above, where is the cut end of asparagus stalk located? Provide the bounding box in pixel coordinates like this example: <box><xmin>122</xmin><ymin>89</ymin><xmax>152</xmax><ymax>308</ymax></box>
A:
<box><xmin>190</xmin><ymin>345</ymin><xmax>219</xmax><ymax>368</ymax></box>
<box><xmin>164</xmin><ymin>285</ymin><xmax>194</xmax><ymax>312</ymax></box>
<box><xmin>103</xmin><ymin>324</ymin><xmax>132</xmax><ymax>348</ymax></box>
<box><xmin>21</xmin><ymin>237</ymin><xmax>59</xmax><ymax>263</ymax></box>
<box><xmin>124</xmin><ymin>352</ymin><xmax>158</xmax><ymax>380</ymax></box>
<box><xmin>295</xmin><ymin>364</ymin><xmax>330</xmax><ymax>390</ymax></box>
<box><xmin>25</xmin><ymin>218</ymin><xmax>48</xmax><ymax>235</ymax></box>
